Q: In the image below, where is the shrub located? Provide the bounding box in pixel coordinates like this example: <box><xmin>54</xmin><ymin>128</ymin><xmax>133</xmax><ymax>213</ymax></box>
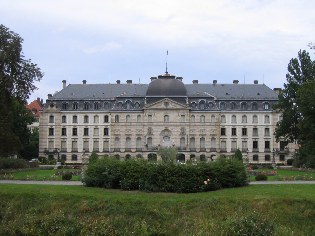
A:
<box><xmin>62</xmin><ymin>172</ymin><xmax>72</xmax><ymax>180</ymax></box>
<box><xmin>255</xmin><ymin>174</ymin><xmax>268</xmax><ymax>181</ymax></box>
<box><xmin>82</xmin><ymin>157</ymin><xmax>248</xmax><ymax>193</ymax></box>
<box><xmin>287</xmin><ymin>159</ymin><xmax>294</xmax><ymax>166</ymax></box>
<box><xmin>0</xmin><ymin>158</ymin><xmax>38</xmax><ymax>169</ymax></box>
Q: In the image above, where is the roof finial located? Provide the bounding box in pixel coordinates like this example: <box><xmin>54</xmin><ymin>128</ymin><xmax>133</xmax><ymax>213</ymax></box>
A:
<box><xmin>165</xmin><ymin>50</ymin><xmax>168</xmax><ymax>74</ymax></box>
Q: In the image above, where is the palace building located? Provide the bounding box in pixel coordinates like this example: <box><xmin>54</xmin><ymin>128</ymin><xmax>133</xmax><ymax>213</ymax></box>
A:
<box><xmin>39</xmin><ymin>71</ymin><xmax>293</xmax><ymax>163</ymax></box>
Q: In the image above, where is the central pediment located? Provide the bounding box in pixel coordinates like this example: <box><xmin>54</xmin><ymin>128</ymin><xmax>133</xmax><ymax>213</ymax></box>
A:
<box><xmin>144</xmin><ymin>98</ymin><xmax>188</xmax><ymax>110</ymax></box>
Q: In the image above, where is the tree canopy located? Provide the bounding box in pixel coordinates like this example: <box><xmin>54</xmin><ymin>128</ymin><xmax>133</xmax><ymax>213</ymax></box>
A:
<box><xmin>0</xmin><ymin>24</ymin><xmax>43</xmax><ymax>157</ymax></box>
<box><xmin>274</xmin><ymin>49</ymin><xmax>315</xmax><ymax>167</ymax></box>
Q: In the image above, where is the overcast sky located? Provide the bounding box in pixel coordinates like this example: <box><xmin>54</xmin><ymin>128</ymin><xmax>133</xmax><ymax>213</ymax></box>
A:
<box><xmin>1</xmin><ymin>0</ymin><xmax>314</xmax><ymax>102</ymax></box>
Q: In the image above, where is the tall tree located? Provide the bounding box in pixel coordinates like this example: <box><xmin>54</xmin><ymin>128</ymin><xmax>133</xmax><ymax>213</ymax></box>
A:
<box><xmin>0</xmin><ymin>24</ymin><xmax>43</xmax><ymax>156</ymax></box>
<box><xmin>274</xmin><ymin>50</ymin><xmax>315</xmax><ymax>167</ymax></box>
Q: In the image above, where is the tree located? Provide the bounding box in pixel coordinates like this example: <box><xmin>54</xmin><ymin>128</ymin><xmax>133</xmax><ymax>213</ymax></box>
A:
<box><xmin>274</xmin><ymin>49</ymin><xmax>315</xmax><ymax>167</ymax></box>
<box><xmin>234</xmin><ymin>149</ymin><xmax>243</xmax><ymax>161</ymax></box>
<box><xmin>157</xmin><ymin>147</ymin><xmax>178</xmax><ymax>163</ymax></box>
<box><xmin>0</xmin><ymin>24</ymin><xmax>43</xmax><ymax>156</ymax></box>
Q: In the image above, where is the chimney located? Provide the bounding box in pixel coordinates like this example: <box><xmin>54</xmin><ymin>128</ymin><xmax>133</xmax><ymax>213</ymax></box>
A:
<box><xmin>82</xmin><ymin>80</ymin><xmax>87</xmax><ymax>84</ymax></box>
<box><xmin>176</xmin><ymin>77</ymin><xmax>183</xmax><ymax>81</ymax></box>
<box><xmin>254</xmin><ymin>80</ymin><xmax>258</xmax><ymax>84</ymax></box>
<box><xmin>150</xmin><ymin>77</ymin><xmax>157</xmax><ymax>81</ymax></box>
<box><xmin>62</xmin><ymin>80</ymin><xmax>66</xmax><ymax>89</ymax></box>
<box><xmin>126</xmin><ymin>80</ymin><xmax>132</xmax><ymax>84</ymax></box>
<box><xmin>37</xmin><ymin>97</ymin><xmax>40</xmax><ymax>102</ymax></box>
<box><xmin>192</xmin><ymin>80</ymin><xmax>198</xmax><ymax>84</ymax></box>
<box><xmin>48</xmin><ymin>94</ymin><xmax>52</xmax><ymax>99</ymax></box>
<box><xmin>116</xmin><ymin>80</ymin><xmax>120</xmax><ymax>84</ymax></box>
<box><xmin>213</xmin><ymin>80</ymin><xmax>217</xmax><ymax>84</ymax></box>
<box><xmin>273</xmin><ymin>88</ymin><xmax>281</xmax><ymax>95</ymax></box>
<box><xmin>233</xmin><ymin>80</ymin><xmax>239</xmax><ymax>84</ymax></box>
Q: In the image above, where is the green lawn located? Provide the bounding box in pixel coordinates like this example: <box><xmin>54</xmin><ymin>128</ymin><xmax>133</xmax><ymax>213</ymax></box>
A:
<box><xmin>249</xmin><ymin>168</ymin><xmax>315</xmax><ymax>181</ymax></box>
<box><xmin>0</xmin><ymin>184</ymin><xmax>314</xmax><ymax>235</ymax></box>
<box><xmin>0</xmin><ymin>169</ymin><xmax>81</xmax><ymax>181</ymax></box>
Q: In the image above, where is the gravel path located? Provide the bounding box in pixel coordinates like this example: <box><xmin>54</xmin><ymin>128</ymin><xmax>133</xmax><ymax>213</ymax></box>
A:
<box><xmin>0</xmin><ymin>180</ymin><xmax>315</xmax><ymax>186</ymax></box>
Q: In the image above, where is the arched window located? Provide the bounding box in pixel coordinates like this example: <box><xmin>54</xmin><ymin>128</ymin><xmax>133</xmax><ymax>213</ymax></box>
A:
<box><xmin>72</xmin><ymin>102</ymin><xmax>78</xmax><ymax>110</ymax></box>
<box><xmin>264</xmin><ymin>102</ymin><xmax>270</xmax><ymax>110</ymax></box>
<box><xmin>137</xmin><ymin>115</ymin><xmax>141</xmax><ymax>122</ymax></box>
<box><xmin>147</xmin><ymin>137</ymin><xmax>153</xmax><ymax>149</ymax></box>
<box><xmin>104</xmin><ymin>115</ymin><xmax>109</xmax><ymax>123</ymax></box>
<box><xmin>211</xmin><ymin>115</ymin><xmax>216</xmax><ymax>123</ymax></box>
<box><xmin>126</xmin><ymin>100</ymin><xmax>132</xmax><ymax>110</ymax></box>
<box><xmin>191</xmin><ymin>102</ymin><xmax>197</xmax><ymax>109</ymax></box>
<box><xmin>115</xmin><ymin>115</ymin><xmax>119</xmax><ymax>123</ymax></box>
<box><xmin>126</xmin><ymin>115</ymin><xmax>131</xmax><ymax>122</ymax></box>
<box><xmin>94</xmin><ymin>102</ymin><xmax>100</xmax><ymax>110</ymax></box>
<box><xmin>252</xmin><ymin>102</ymin><xmax>258</xmax><ymax>110</ymax></box>
<box><xmin>231</xmin><ymin>115</ymin><xmax>237</xmax><ymax>123</ymax></box>
<box><xmin>114</xmin><ymin>137</ymin><xmax>120</xmax><ymax>151</ymax></box>
<box><xmin>134</xmin><ymin>102</ymin><xmax>140</xmax><ymax>109</ymax></box>
<box><xmin>264</xmin><ymin>115</ymin><xmax>270</xmax><ymax>124</ymax></box>
<box><xmin>164</xmin><ymin>115</ymin><xmax>169</xmax><ymax>122</ymax></box>
<box><xmin>241</xmin><ymin>102</ymin><xmax>247</xmax><ymax>110</ymax></box>
<box><xmin>180</xmin><ymin>137</ymin><xmax>185</xmax><ymax>150</ymax></box>
<box><xmin>242</xmin><ymin>115</ymin><xmax>247</xmax><ymax>123</ymax></box>
<box><xmin>84</xmin><ymin>102</ymin><xmax>89</xmax><ymax>110</ymax></box>
<box><xmin>200</xmin><ymin>137</ymin><xmax>205</xmax><ymax>150</ymax></box>
<box><xmin>94</xmin><ymin>115</ymin><xmax>99</xmax><ymax>123</ymax></box>
<box><xmin>190</xmin><ymin>115</ymin><xmax>195</xmax><ymax>122</ymax></box>
<box><xmin>49</xmin><ymin>115</ymin><xmax>54</xmax><ymax>123</ymax></box>
<box><xmin>220</xmin><ymin>102</ymin><xmax>226</xmax><ymax>110</ymax></box>
<box><xmin>230</xmin><ymin>102</ymin><xmax>236</xmax><ymax>110</ymax></box>
<box><xmin>189</xmin><ymin>137</ymin><xmax>195</xmax><ymax>150</ymax></box>
<box><xmin>221</xmin><ymin>115</ymin><xmax>226</xmax><ymax>123</ymax></box>
<box><xmin>136</xmin><ymin>137</ymin><xmax>142</xmax><ymax>150</ymax></box>
<box><xmin>199</xmin><ymin>100</ymin><xmax>206</xmax><ymax>110</ymax></box>
<box><xmin>211</xmin><ymin>137</ymin><xmax>216</xmax><ymax>149</ymax></box>
<box><xmin>200</xmin><ymin>115</ymin><xmax>205</xmax><ymax>123</ymax></box>
<box><xmin>125</xmin><ymin>137</ymin><xmax>131</xmax><ymax>150</ymax></box>
<box><xmin>84</xmin><ymin>115</ymin><xmax>89</xmax><ymax>123</ymax></box>
<box><xmin>208</xmin><ymin>102</ymin><xmax>214</xmax><ymax>109</ymax></box>
<box><xmin>252</xmin><ymin>115</ymin><xmax>258</xmax><ymax>123</ymax></box>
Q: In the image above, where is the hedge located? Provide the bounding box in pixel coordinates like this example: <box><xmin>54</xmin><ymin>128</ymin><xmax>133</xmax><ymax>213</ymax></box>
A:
<box><xmin>82</xmin><ymin>158</ymin><xmax>248</xmax><ymax>193</ymax></box>
<box><xmin>0</xmin><ymin>158</ymin><xmax>39</xmax><ymax>169</ymax></box>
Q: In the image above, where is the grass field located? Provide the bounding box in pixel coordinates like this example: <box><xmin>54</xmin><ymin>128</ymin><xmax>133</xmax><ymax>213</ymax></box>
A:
<box><xmin>0</xmin><ymin>169</ymin><xmax>81</xmax><ymax>181</ymax></box>
<box><xmin>0</xmin><ymin>184</ymin><xmax>314</xmax><ymax>235</ymax></box>
<box><xmin>249</xmin><ymin>169</ymin><xmax>315</xmax><ymax>181</ymax></box>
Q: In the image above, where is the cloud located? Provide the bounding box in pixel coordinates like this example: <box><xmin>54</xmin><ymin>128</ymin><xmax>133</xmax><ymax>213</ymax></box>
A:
<box><xmin>83</xmin><ymin>42</ymin><xmax>122</xmax><ymax>54</ymax></box>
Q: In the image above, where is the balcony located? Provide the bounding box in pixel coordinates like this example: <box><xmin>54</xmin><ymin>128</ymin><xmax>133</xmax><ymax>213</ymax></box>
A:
<box><xmin>125</xmin><ymin>148</ymin><xmax>132</xmax><ymax>152</ymax></box>
<box><xmin>231</xmin><ymin>148</ymin><xmax>237</xmax><ymax>152</ymax></box>
<box><xmin>103</xmin><ymin>148</ymin><xmax>109</xmax><ymax>152</ymax></box>
<box><xmin>200</xmin><ymin>148</ymin><xmax>206</xmax><ymax>152</ymax></box>
<box><xmin>210</xmin><ymin>148</ymin><xmax>216</xmax><ymax>152</ymax></box>
<box><xmin>220</xmin><ymin>148</ymin><xmax>227</xmax><ymax>153</ymax></box>
<box><xmin>242</xmin><ymin>148</ymin><xmax>248</xmax><ymax>152</ymax></box>
<box><xmin>178</xmin><ymin>147</ymin><xmax>186</xmax><ymax>151</ymax></box>
<box><xmin>264</xmin><ymin>148</ymin><xmax>271</xmax><ymax>152</ymax></box>
<box><xmin>190</xmin><ymin>148</ymin><xmax>196</xmax><ymax>152</ymax></box>
<box><xmin>252</xmin><ymin>148</ymin><xmax>259</xmax><ymax>152</ymax></box>
<box><xmin>71</xmin><ymin>148</ymin><xmax>78</xmax><ymax>152</ymax></box>
<box><xmin>61</xmin><ymin>148</ymin><xmax>67</xmax><ymax>152</ymax></box>
<box><xmin>136</xmin><ymin>148</ymin><xmax>142</xmax><ymax>152</ymax></box>
<box><xmin>114</xmin><ymin>148</ymin><xmax>120</xmax><ymax>152</ymax></box>
<box><xmin>93</xmin><ymin>148</ymin><xmax>99</xmax><ymax>152</ymax></box>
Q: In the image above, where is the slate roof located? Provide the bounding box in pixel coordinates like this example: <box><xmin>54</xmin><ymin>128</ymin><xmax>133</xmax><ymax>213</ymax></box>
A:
<box><xmin>51</xmin><ymin>83</ymin><xmax>278</xmax><ymax>100</ymax></box>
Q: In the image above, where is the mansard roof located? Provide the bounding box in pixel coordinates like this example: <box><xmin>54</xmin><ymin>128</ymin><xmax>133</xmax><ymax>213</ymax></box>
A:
<box><xmin>51</xmin><ymin>82</ymin><xmax>278</xmax><ymax>100</ymax></box>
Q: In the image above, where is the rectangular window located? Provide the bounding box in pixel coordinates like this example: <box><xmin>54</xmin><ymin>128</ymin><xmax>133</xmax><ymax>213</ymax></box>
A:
<box><xmin>148</xmin><ymin>115</ymin><xmax>152</xmax><ymax>122</ymax></box>
<box><xmin>265</xmin><ymin>141</ymin><xmax>270</xmax><ymax>149</ymax></box>
<box><xmin>94</xmin><ymin>128</ymin><xmax>99</xmax><ymax>136</ymax></box>
<box><xmin>253</xmin><ymin>141</ymin><xmax>258</xmax><ymax>149</ymax></box>
<box><xmin>265</xmin><ymin>128</ymin><xmax>270</xmax><ymax>136</ymax></box>
<box><xmin>253</xmin><ymin>128</ymin><xmax>258</xmax><ymax>136</ymax></box>
<box><xmin>221</xmin><ymin>128</ymin><xmax>226</xmax><ymax>136</ymax></box>
<box><xmin>61</xmin><ymin>141</ymin><xmax>67</xmax><ymax>151</ymax></box>
<box><xmin>72</xmin><ymin>116</ymin><xmax>77</xmax><ymax>123</ymax></box>
<box><xmin>62</xmin><ymin>116</ymin><xmax>67</xmax><ymax>123</ymax></box>
<box><xmin>61</xmin><ymin>128</ymin><xmax>67</xmax><ymax>136</ymax></box>
<box><xmin>242</xmin><ymin>141</ymin><xmax>247</xmax><ymax>152</ymax></box>
<box><xmin>231</xmin><ymin>141</ymin><xmax>237</xmax><ymax>151</ymax></box>
<box><xmin>48</xmin><ymin>140</ymin><xmax>54</xmax><ymax>149</ymax></box>
<box><xmin>72</xmin><ymin>141</ymin><xmax>78</xmax><ymax>151</ymax></box>
<box><xmin>265</xmin><ymin>155</ymin><xmax>271</xmax><ymax>161</ymax></box>
<box><xmin>242</xmin><ymin>128</ymin><xmax>247</xmax><ymax>136</ymax></box>
<box><xmin>72</xmin><ymin>128</ymin><xmax>77</xmax><ymax>136</ymax></box>
<box><xmin>104</xmin><ymin>115</ymin><xmax>109</xmax><ymax>123</ymax></box>
<box><xmin>83</xmin><ymin>140</ymin><xmax>89</xmax><ymax>152</ymax></box>
<box><xmin>84</xmin><ymin>116</ymin><xmax>89</xmax><ymax>123</ymax></box>
<box><xmin>93</xmin><ymin>140</ymin><xmax>99</xmax><ymax>151</ymax></box>
<box><xmin>49</xmin><ymin>128</ymin><xmax>54</xmax><ymax>136</ymax></box>
<box><xmin>253</xmin><ymin>155</ymin><xmax>259</xmax><ymax>161</ymax></box>
<box><xmin>103</xmin><ymin>140</ymin><xmax>109</xmax><ymax>152</ymax></box>
<box><xmin>279</xmin><ymin>154</ymin><xmax>285</xmax><ymax>161</ymax></box>
<box><xmin>180</xmin><ymin>115</ymin><xmax>185</xmax><ymax>122</ymax></box>
<box><xmin>84</xmin><ymin>128</ymin><xmax>89</xmax><ymax>136</ymax></box>
<box><xmin>104</xmin><ymin>127</ymin><xmax>109</xmax><ymax>136</ymax></box>
<box><xmin>94</xmin><ymin>116</ymin><xmax>99</xmax><ymax>123</ymax></box>
<box><xmin>231</xmin><ymin>128</ymin><xmax>236</xmax><ymax>136</ymax></box>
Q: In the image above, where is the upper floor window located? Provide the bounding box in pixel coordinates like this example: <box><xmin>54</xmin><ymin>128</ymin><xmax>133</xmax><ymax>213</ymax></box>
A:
<box><xmin>134</xmin><ymin>102</ymin><xmax>140</xmax><ymax>109</ymax></box>
<box><xmin>48</xmin><ymin>128</ymin><xmax>54</xmax><ymax>136</ymax></box>
<box><xmin>115</xmin><ymin>115</ymin><xmax>119</xmax><ymax>123</ymax></box>
<box><xmin>252</xmin><ymin>102</ymin><xmax>258</xmax><ymax>110</ymax></box>
<box><xmin>231</xmin><ymin>115</ymin><xmax>237</xmax><ymax>123</ymax></box>
<box><xmin>220</xmin><ymin>102</ymin><xmax>226</xmax><ymax>110</ymax></box>
<box><xmin>164</xmin><ymin>115</ymin><xmax>169</xmax><ymax>123</ymax></box>
<box><xmin>84</xmin><ymin>102</ymin><xmax>89</xmax><ymax>110</ymax></box>
<box><xmin>72</xmin><ymin>115</ymin><xmax>78</xmax><ymax>123</ymax></box>
<box><xmin>199</xmin><ymin>101</ymin><xmax>206</xmax><ymax>110</ymax></box>
<box><xmin>104</xmin><ymin>128</ymin><xmax>109</xmax><ymax>136</ymax></box>
<box><xmin>94</xmin><ymin>102</ymin><xmax>100</xmax><ymax>110</ymax></box>
<box><xmin>241</xmin><ymin>102</ymin><xmax>247</xmax><ymax>110</ymax></box>
<box><xmin>49</xmin><ymin>115</ymin><xmax>54</xmax><ymax>123</ymax></box>
<box><xmin>148</xmin><ymin>114</ymin><xmax>152</xmax><ymax>122</ymax></box>
<box><xmin>230</xmin><ymin>102</ymin><xmax>236</xmax><ymax>110</ymax></box>
<box><xmin>126</xmin><ymin>115</ymin><xmax>131</xmax><ymax>122</ymax></box>
<box><xmin>180</xmin><ymin>115</ymin><xmax>185</xmax><ymax>122</ymax></box>
<box><xmin>242</xmin><ymin>115</ymin><xmax>247</xmax><ymax>123</ymax></box>
<box><xmin>264</xmin><ymin>102</ymin><xmax>270</xmax><ymax>110</ymax></box>
<box><xmin>137</xmin><ymin>115</ymin><xmax>141</xmax><ymax>122</ymax></box>
<box><xmin>62</xmin><ymin>103</ymin><xmax>68</xmax><ymax>110</ymax></box>
<box><xmin>62</xmin><ymin>115</ymin><xmax>67</xmax><ymax>123</ymax></box>
<box><xmin>252</xmin><ymin>115</ymin><xmax>258</xmax><ymax>123</ymax></box>
<box><xmin>208</xmin><ymin>102</ymin><xmax>214</xmax><ymax>109</ymax></box>
<box><xmin>84</xmin><ymin>115</ymin><xmax>89</xmax><ymax>123</ymax></box>
<box><xmin>211</xmin><ymin>115</ymin><xmax>216</xmax><ymax>123</ymax></box>
<box><xmin>72</xmin><ymin>102</ymin><xmax>78</xmax><ymax>110</ymax></box>
<box><xmin>72</xmin><ymin>128</ymin><xmax>77</xmax><ymax>136</ymax></box>
<box><xmin>221</xmin><ymin>115</ymin><xmax>226</xmax><ymax>123</ymax></box>
<box><xmin>104</xmin><ymin>102</ymin><xmax>110</xmax><ymax>109</ymax></box>
<box><xmin>190</xmin><ymin>115</ymin><xmax>195</xmax><ymax>122</ymax></box>
<box><xmin>94</xmin><ymin>115</ymin><xmax>99</xmax><ymax>123</ymax></box>
<box><xmin>104</xmin><ymin>115</ymin><xmax>109</xmax><ymax>123</ymax></box>
<box><xmin>264</xmin><ymin>115</ymin><xmax>270</xmax><ymax>124</ymax></box>
<box><xmin>200</xmin><ymin>115</ymin><xmax>205</xmax><ymax>123</ymax></box>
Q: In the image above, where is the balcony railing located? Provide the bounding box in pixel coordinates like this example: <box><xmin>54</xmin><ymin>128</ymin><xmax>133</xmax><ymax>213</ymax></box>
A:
<box><xmin>200</xmin><ymin>148</ymin><xmax>206</xmax><ymax>152</ymax></box>
<box><xmin>252</xmin><ymin>148</ymin><xmax>259</xmax><ymax>152</ymax></box>
<box><xmin>61</xmin><ymin>148</ymin><xmax>67</xmax><ymax>152</ymax></box>
<box><xmin>71</xmin><ymin>148</ymin><xmax>78</xmax><ymax>152</ymax></box>
<box><xmin>190</xmin><ymin>148</ymin><xmax>196</xmax><ymax>152</ymax></box>
<box><xmin>136</xmin><ymin>148</ymin><xmax>142</xmax><ymax>152</ymax></box>
<box><xmin>264</xmin><ymin>148</ymin><xmax>271</xmax><ymax>152</ymax></box>
<box><xmin>220</xmin><ymin>148</ymin><xmax>227</xmax><ymax>153</ymax></box>
<box><xmin>125</xmin><ymin>148</ymin><xmax>131</xmax><ymax>152</ymax></box>
<box><xmin>114</xmin><ymin>148</ymin><xmax>120</xmax><ymax>152</ymax></box>
<box><xmin>93</xmin><ymin>148</ymin><xmax>99</xmax><ymax>152</ymax></box>
<box><xmin>210</xmin><ymin>148</ymin><xmax>216</xmax><ymax>152</ymax></box>
<box><xmin>103</xmin><ymin>148</ymin><xmax>109</xmax><ymax>152</ymax></box>
<box><xmin>178</xmin><ymin>147</ymin><xmax>186</xmax><ymax>151</ymax></box>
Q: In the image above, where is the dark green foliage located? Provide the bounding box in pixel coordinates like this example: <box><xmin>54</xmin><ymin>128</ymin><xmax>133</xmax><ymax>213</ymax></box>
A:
<box><xmin>234</xmin><ymin>149</ymin><xmax>243</xmax><ymax>161</ymax></box>
<box><xmin>61</xmin><ymin>172</ymin><xmax>72</xmax><ymax>180</ymax></box>
<box><xmin>255</xmin><ymin>174</ymin><xmax>268</xmax><ymax>181</ymax></box>
<box><xmin>157</xmin><ymin>146</ymin><xmax>177</xmax><ymax>163</ymax></box>
<box><xmin>287</xmin><ymin>159</ymin><xmax>294</xmax><ymax>166</ymax></box>
<box><xmin>0</xmin><ymin>157</ymin><xmax>38</xmax><ymax>169</ymax></box>
<box><xmin>82</xmin><ymin>157</ymin><xmax>248</xmax><ymax>193</ymax></box>
<box><xmin>88</xmin><ymin>151</ymin><xmax>98</xmax><ymax>163</ymax></box>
